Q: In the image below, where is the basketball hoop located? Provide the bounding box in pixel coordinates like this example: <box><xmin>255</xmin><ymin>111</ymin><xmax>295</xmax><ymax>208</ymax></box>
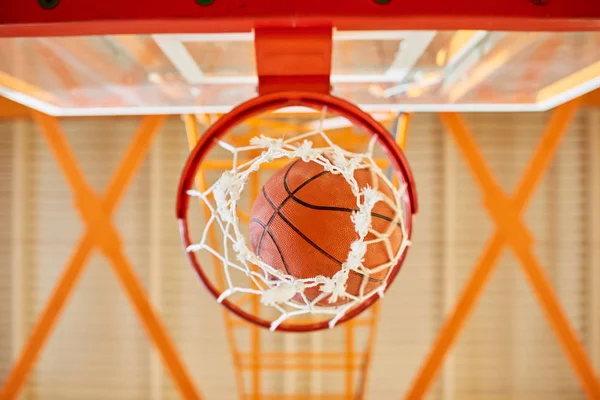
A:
<box><xmin>176</xmin><ymin>91</ymin><xmax>417</xmax><ymax>332</ymax></box>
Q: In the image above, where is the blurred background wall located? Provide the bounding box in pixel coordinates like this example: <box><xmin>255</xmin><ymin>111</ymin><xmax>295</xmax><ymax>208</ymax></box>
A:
<box><xmin>0</xmin><ymin>109</ymin><xmax>599</xmax><ymax>399</ymax></box>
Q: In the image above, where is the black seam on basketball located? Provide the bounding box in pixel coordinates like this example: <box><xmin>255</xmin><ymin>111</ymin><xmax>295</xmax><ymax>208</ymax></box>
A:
<box><xmin>352</xmin><ymin>270</ymin><xmax>382</xmax><ymax>283</ymax></box>
<box><xmin>250</xmin><ymin>218</ymin><xmax>268</xmax><ymax>258</ymax></box>
<box><xmin>284</xmin><ymin>161</ymin><xmax>402</xmax><ymax>230</ymax></box>
<box><xmin>288</xmin><ymin>197</ymin><xmax>402</xmax><ymax>229</ymax></box>
<box><xmin>262</xmin><ymin>186</ymin><xmax>341</xmax><ymax>265</ymax></box>
<box><xmin>282</xmin><ymin>161</ymin><xmax>388</xmax><ymax>283</ymax></box>
<box><xmin>257</xmin><ymin>164</ymin><xmax>331</xmax><ymax>253</ymax></box>
<box><xmin>263</xmin><ymin>187</ymin><xmax>383</xmax><ymax>284</ymax></box>
<box><xmin>250</xmin><ymin>218</ymin><xmax>292</xmax><ymax>275</ymax></box>
<box><xmin>256</xmin><ymin>193</ymin><xmax>277</xmax><ymax>256</ymax></box>
<box><xmin>255</xmin><ymin>161</ymin><xmax>298</xmax><ymax>252</ymax></box>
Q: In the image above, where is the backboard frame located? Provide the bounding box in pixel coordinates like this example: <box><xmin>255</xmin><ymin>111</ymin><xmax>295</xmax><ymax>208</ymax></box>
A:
<box><xmin>2</xmin><ymin>0</ymin><xmax>600</xmax><ymax>38</ymax></box>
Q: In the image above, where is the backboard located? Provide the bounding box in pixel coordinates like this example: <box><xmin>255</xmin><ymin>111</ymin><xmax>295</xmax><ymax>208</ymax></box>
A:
<box><xmin>1</xmin><ymin>1</ymin><xmax>600</xmax><ymax>116</ymax></box>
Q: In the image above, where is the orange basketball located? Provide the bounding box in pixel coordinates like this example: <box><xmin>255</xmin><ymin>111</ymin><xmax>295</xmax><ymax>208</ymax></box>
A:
<box><xmin>249</xmin><ymin>159</ymin><xmax>403</xmax><ymax>306</ymax></box>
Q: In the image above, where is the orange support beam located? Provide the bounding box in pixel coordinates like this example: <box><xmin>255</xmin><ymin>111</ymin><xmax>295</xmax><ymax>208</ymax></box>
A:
<box><xmin>0</xmin><ymin>114</ymin><xmax>203</xmax><ymax>400</ymax></box>
<box><xmin>393</xmin><ymin>113</ymin><xmax>411</xmax><ymax>150</ymax></box>
<box><xmin>405</xmin><ymin>100</ymin><xmax>600</xmax><ymax>399</ymax></box>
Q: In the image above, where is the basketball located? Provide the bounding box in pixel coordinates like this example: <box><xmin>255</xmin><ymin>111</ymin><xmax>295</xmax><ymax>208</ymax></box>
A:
<box><xmin>249</xmin><ymin>158</ymin><xmax>404</xmax><ymax>306</ymax></box>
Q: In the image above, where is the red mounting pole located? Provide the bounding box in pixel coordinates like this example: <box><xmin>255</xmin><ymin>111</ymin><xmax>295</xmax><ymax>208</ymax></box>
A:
<box><xmin>254</xmin><ymin>25</ymin><xmax>333</xmax><ymax>95</ymax></box>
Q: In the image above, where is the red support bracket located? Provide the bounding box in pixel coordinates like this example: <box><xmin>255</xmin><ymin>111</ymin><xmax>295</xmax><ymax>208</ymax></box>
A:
<box><xmin>254</xmin><ymin>26</ymin><xmax>333</xmax><ymax>95</ymax></box>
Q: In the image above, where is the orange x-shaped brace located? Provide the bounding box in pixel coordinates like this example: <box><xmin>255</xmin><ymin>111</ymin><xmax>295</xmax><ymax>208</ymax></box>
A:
<box><xmin>0</xmin><ymin>113</ymin><xmax>202</xmax><ymax>400</ymax></box>
<box><xmin>405</xmin><ymin>100</ymin><xmax>600</xmax><ymax>399</ymax></box>
<box><xmin>484</xmin><ymin>184</ymin><xmax>534</xmax><ymax>250</ymax></box>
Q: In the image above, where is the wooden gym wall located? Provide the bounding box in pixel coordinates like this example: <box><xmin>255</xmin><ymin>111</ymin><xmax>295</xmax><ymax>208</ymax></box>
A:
<box><xmin>0</xmin><ymin>106</ymin><xmax>599</xmax><ymax>399</ymax></box>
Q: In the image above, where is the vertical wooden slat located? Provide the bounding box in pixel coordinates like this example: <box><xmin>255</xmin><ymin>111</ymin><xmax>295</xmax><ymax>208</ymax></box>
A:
<box><xmin>249</xmin><ymin>147</ymin><xmax>262</xmax><ymax>400</ymax></box>
<box><xmin>10</xmin><ymin>120</ymin><xmax>26</xmax><ymax>400</ymax></box>
<box><xmin>345</xmin><ymin>321</ymin><xmax>355</xmax><ymax>399</ymax></box>
<box><xmin>588</xmin><ymin>108</ymin><xmax>600</xmax><ymax>372</ymax></box>
<box><xmin>149</xmin><ymin>124</ymin><xmax>164</xmax><ymax>400</ymax></box>
<box><xmin>441</xmin><ymin>120</ymin><xmax>457</xmax><ymax>400</ymax></box>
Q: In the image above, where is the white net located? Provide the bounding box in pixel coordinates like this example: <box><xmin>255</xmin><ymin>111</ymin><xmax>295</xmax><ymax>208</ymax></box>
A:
<box><xmin>186</xmin><ymin>112</ymin><xmax>412</xmax><ymax>331</ymax></box>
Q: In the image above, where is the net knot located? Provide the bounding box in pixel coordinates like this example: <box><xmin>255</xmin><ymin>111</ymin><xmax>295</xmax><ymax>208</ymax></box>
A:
<box><xmin>351</xmin><ymin>186</ymin><xmax>383</xmax><ymax>237</ymax></box>
<box><xmin>250</xmin><ymin>135</ymin><xmax>282</xmax><ymax>149</ymax></box>
<box><xmin>362</xmin><ymin>186</ymin><xmax>384</xmax><ymax>209</ymax></box>
<box><xmin>217</xmin><ymin>168</ymin><xmax>242</xmax><ymax>195</ymax></box>
<box><xmin>261</xmin><ymin>281</ymin><xmax>305</xmax><ymax>306</ymax></box>
<box><xmin>233</xmin><ymin>237</ymin><xmax>251</xmax><ymax>263</ymax></box>
<box><xmin>294</xmin><ymin>140</ymin><xmax>316</xmax><ymax>161</ymax></box>
<box><xmin>329</xmin><ymin>148</ymin><xmax>362</xmax><ymax>177</ymax></box>
<box><xmin>330</xmin><ymin>146</ymin><xmax>348</xmax><ymax>168</ymax></box>
<box><xmin>251</xmin><ymin>135</ymin><xmax>285</xmax><ymax>162</ymax></box>
<box><xmin>345</xmin><ymin>240</ymin><xmax>367</xmax><ymax>269</ymax></box>
<box><xmin>319</xmin><ymin>270</ymin><xmax>350</xmax><ymax>304</ymax></box>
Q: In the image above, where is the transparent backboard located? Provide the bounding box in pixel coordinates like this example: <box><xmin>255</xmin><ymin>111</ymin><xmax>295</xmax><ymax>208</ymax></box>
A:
<box><xmin>0</xmin><ymin>30</ymin><xmax>599</xmax><ymax>116</ymax></box>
